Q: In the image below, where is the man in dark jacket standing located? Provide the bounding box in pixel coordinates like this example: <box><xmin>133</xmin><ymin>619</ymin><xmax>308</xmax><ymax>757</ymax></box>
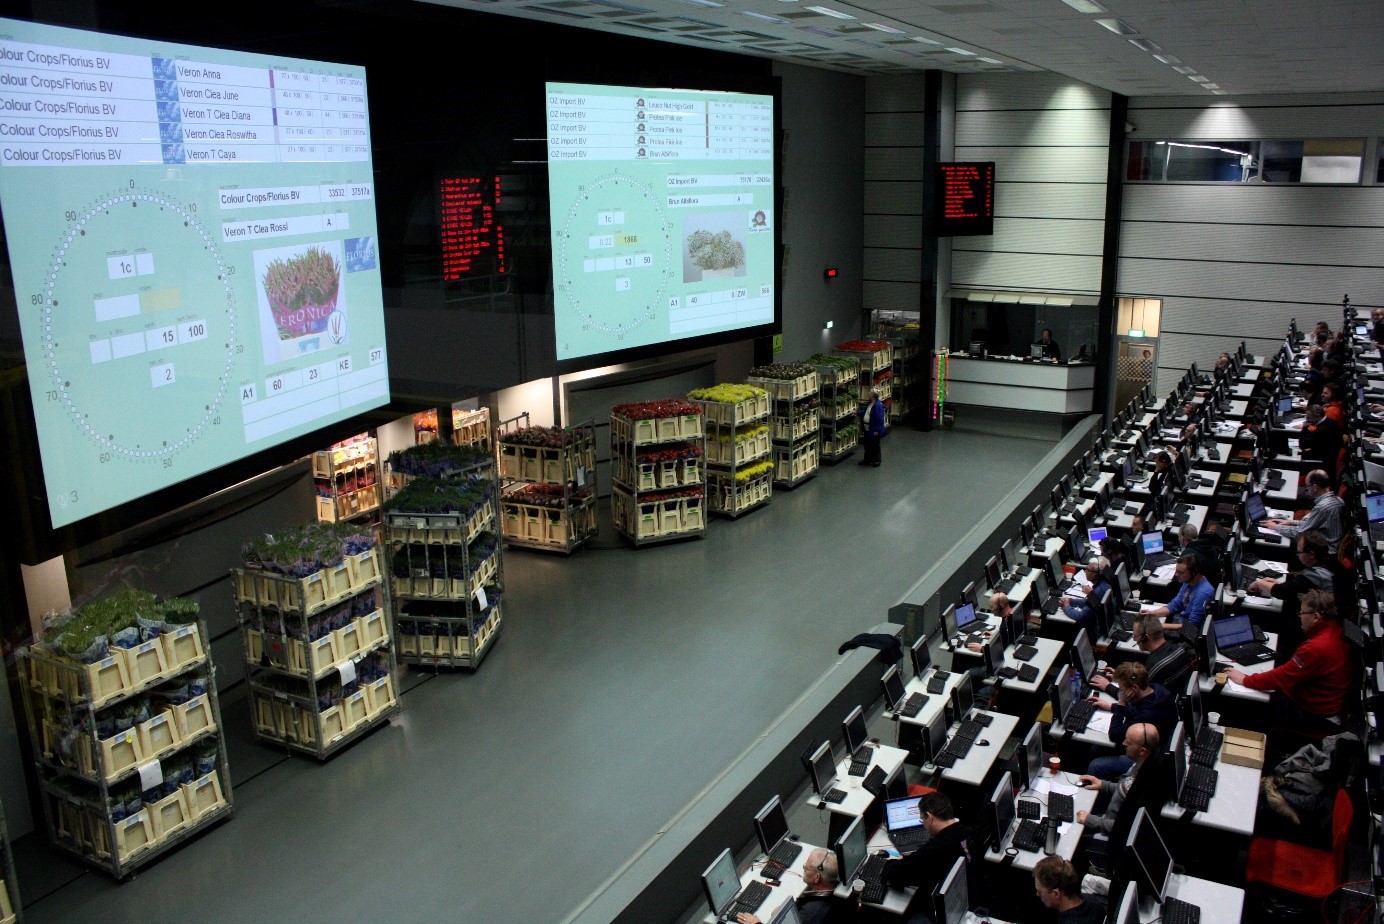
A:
<box><xmin>858</xmin><ymin>388</ymin><xmax>886</xmax><ymax>468</ymax></box>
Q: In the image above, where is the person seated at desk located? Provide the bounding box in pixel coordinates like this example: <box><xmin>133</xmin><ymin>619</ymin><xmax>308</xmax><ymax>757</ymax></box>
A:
<box><xmin>1077</xmin><ymin>723</ymin><xmax>1161</xmax><ymax>834</ymax></box>
<box><xmin>1298</xmin><ymin>405</ymin><xmax>1343</xmax><ymax>484</ymax></box>
<box><xmin>1246</xmin><ymin>530</ymin><xmax>1346</xmax><ymax>658</ymax></box>
<box><xmin>883</xmin><ymin>791</ymin><xmax>971</xmax><ymax>902</ymax></box>
<box><xmin>1033</xmin><ymin>856</ymin><xmax>1106</xmax><ymax>924</ymax></box>
<box><xmin>1093</xmin><ymin>615</ymin><xmax>1194</xmax><ymax>693</ymax></box>
<box><xmin>1264</xmin><ymin>470</ymin><xmax>1345</xmax><ymax>553</ymax></box>
<box><xmin>1060</xmin><ymin>556</ymin><xmax>1110</xmax><ymax>637</ymax></box>
<box><xmin>1035</xmin><ymin>329</ymin><xmax>1061</xmax><ymax>361</ymax></box>
<box><xmin>1143</xmin><ymin>555</ymin><xmax>1214</xmax><ymax>638</ymax></box>
<box><xmin>1144</xmin><ymin>451</ymin><xmax>1173</xmax><ymax>500</ymax></box>
<box><xmin>1321</xmin><ymin>383</ymin><xmax>1348</xmax><ymax>428</ymax></box>
<box><xmin>734</xmin><ymin>848</ymin><xmax>843</xmax><ymax>924</ymax></box>
<box><xmin>1086</xmin><ymin>664</ymin><xmax>1176</xmax><ymax>779</ymax></box>
<box><xmin>1227</xmin><ymin>589</ymin><xmax>1352</xmax><ymax>746</ymax></box>
<box><xmin>1179</xmin><ymin>523</ymin><xmax>1226</xmax><ymax>586</ymax></box>
<box><xmin>1300</xmin><ymin>349</ymin><xmax>1326</xmax><ymax>404</ymax></box>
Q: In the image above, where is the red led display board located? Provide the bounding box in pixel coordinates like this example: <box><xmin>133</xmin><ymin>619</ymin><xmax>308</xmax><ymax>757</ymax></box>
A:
<box><xmin>440</xmin><ymin>175</ymin><xmax>506</xmax><ymax>280</ymax></box>
<box><xmin>934</xmin><ymin>162</ymin><xmax>994</xmax><ymax>236</ymax></box>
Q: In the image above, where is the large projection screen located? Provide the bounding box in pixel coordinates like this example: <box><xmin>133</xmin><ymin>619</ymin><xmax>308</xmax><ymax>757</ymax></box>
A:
<box><xmin>0</xmin><ymin>19</ymin><xmax>390</xmax><ymax>528</ymax></box>
<box><xmin>546</xmin><ymin>82</ymin><xmax>775</xmax><ymax>368</ymax></box>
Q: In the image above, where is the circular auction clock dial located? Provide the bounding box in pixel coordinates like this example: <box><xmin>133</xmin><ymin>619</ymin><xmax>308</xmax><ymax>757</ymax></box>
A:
<box><xmin>40</xmin><ymin>185</ymin><xmax>237</xmax><ymax>461</ymax></box>
<box><xmin>553</xmin><ymin>171</ymin><xmax>675</xmax><ymax>336</ymax></box>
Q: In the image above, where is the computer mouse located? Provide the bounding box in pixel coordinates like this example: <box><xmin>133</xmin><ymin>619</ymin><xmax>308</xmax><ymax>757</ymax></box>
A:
<box><xmin>977</xmin><ymin>739</ymin><xmax>990</xmax><ymax>747</ymax></box>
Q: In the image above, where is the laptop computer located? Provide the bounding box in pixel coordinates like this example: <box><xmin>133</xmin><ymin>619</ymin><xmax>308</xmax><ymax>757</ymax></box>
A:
<box><xmin>1243</xmin><ymin>491</ymin><xmax>1278</xmax><ymax>538</ymax></box>
<box><xmin>1213</xmin><ymin>613</ymin><xmax>1274</xmax><ymax>664</ymax></box>
<box><xmin>1141</xmin><ymin>531</ymin><xmax>1176</xmax><ymax>570</ymax></box>
<box><xmin>883</xmin><ymin>794</ymin><xmax>931</xmax><ymax>852</ymax></box>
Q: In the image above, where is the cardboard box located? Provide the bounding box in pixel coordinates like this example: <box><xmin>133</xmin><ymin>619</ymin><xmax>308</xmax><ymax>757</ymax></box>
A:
<box><xmin>1221</xmin><ymin>726</ymin><xmax>1267</xmax><ymax>769</ymax></box>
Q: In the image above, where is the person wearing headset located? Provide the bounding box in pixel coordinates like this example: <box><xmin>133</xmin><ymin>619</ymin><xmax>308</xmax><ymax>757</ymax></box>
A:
<box><xmin>735</xmin><ymin>848</ymin><xmax>843</xmax><ymax>924</ymax></box>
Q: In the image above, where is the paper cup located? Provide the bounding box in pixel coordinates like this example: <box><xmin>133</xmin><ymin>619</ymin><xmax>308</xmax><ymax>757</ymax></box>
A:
<box><xmin>1207</xmin><ymin>712</ymin><xmax>1221</xmax><ymax>727</ymax></box>
<box><xmin>1047</xmin><ymin>756</ymin><xmax>1061</xmax><ymax>776</ymax></box>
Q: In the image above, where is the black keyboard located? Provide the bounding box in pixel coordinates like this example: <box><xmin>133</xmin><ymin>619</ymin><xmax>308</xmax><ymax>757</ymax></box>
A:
<box><xmin>1110</xmin><ymin>628</ymin><xmax>1133</xmax><ymax>643</ymax></box>
<box><xmin>932</xmin><ymin>749</ymin><xmax>959</xmax><ymax>768</ymax></box>
<box><xmin>728</xmin><ymin>880</ymin><xmax>772</xmax><ymax>917</ymax></box>
<box><xmin>1016</xmin><ymin>634</ymin><xmax>1038</xmax><ymax>647</ymax></box>
<box><xmin>1220</xmin><ymin>642</ymin><xmax>1274</xmax><ymax>665</ymax></box>
<box><xmin>862</xmin><ymin>766</ymin><xmax>887</xmax><ymax>797</ymax></box>
<box><xmin>1196</xmin><ymin>727</ymin><xmax>1224</xmax><ymax>750</ymax></box>
<box><xmin>823</xmin><ymin>788</ymin><xmax>847</xmax><ymax>804</ymax></box>
<box><xmin>1015</xmin><ymin>644</ymin><xmax>1039</xmax><ymax>661</ymax></box>
<box><xmin>1162</xmin><ymin>897</ymin><xmax>1202</xmax><ymax>924</ymax></box>
<box><xmin>1017</xmin><ymin>799</ymin><xmax>1042</xmax><ymax>820</ymax></box>
<box><xmin>995</xmin><ymin>578</ymin><xmax>1018</xmax><ymax>595</ymax></box>
<box><xmin>1064</xmin><ymin>699</ymin><xmax>1096</xmax><ymax>733</ymax></box>
<box><xmin>891</xmin><ymin>827</ymin><xmax>929</xmax><ymax>852</ymax></box>
<box><xmin>1048</xmin><ymin>792</ymin><xmax>1075</xmax><ymax>823</ymax></box>
<box><xmin>973</xmin><ymin>713</ymin><xmax>993</xmax><ymax>727</ymax></box>
<box><xmin>1185</xmin><ymin>764</ymin><xmax>1219</xmax><ymax>794</ymax></box>
<box><xmin>1018</xmin><ymin>664</ymin><xmax>1039</xmax><ymax>683</ymax></box>
<box><xmin>956</xmin><ymin>720</ymin><xmax>984</xmax><ymax>741</ymax></box>
<box><xmin>997</xmin><ymin>666</ymin><xmax>1019</xmax><ymax>680</ymax></box>
<box><xmin>860</xmin><ymin>880</ymin><xmax>888</xmax><ymax>905</ymax></box>
<box><xmin>760</xmin><ymin>860</ymin><xmax>786</xmax><ymax>881</ymax></box>
<box><xmin>848</xmin><ymin>757</ymin><xmax>870</xmax><ymax>777</ymax></box>
<box><xmin>1179</xmin><ymin>785</ymin><xmax>1211</xmax><ymax>812</ymax></box>
<box><xmin>897</xmin><ymin>692</ymin><xmax>927</xmax><ymax>718</ymax></box>
<box><xmin>859</xmin><ymin>853</ymin><xmax>888</xmax><ymax>883</ymax></box>
<box><xmin>768</xmin><ymin>840</ymin><xmax>802</xmax><ymax>867</ymax></box>
<box><xmin>1011</xmin><ymin>819</ymin><xmax>1047</xmax><ymax>853</ymax></box>
<box><xmin>926</xmin><ymin>674</ymin><xmax>949</xmax><ymax>695</ymax></box>
<box><xmin>1041</xmin><ymin>596</ymin><xmax>1062</xmax><ymax>615</ymax></box>
<box><xmin>1190</xmin><ymin>744</ymin><xmax>1219</xmax><ymax>767</ymax></box>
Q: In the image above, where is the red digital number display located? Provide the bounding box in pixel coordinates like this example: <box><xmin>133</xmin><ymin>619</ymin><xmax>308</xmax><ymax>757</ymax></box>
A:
<box><xmin>935</xmin><ymin>162</ymin><xmax>995</xmax><ymax>236</ymax></box>
<box><xmin>440</xmin><ymin>175</ymin><xmax>506</xmax><ymax>280</ymax></box>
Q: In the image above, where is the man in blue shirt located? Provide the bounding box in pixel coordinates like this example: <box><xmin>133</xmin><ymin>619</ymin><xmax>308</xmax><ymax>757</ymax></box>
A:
<box><xmin>1145</xmin><ymin>554</ymin><xmax>1214</xmax><ymax>638</ymax></box>
<box><xmin>857</xmin><ymin>387</ymin><xmax>886</xmax><ymax>468</ymax></box>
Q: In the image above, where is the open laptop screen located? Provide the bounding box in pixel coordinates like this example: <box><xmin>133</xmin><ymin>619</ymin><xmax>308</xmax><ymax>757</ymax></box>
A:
<box><xmin>1141</xmin><ymin>532</ymin><xmax>1164</xmax><ymax>556</ymax></box>
<box><xmin>1213</xmin><ymin>613</ymin><xmax>1257</xmax><ymax>648</ymax></box>
<box><xmin>954</xmin><ymin>602</ymin><xmax>978</xmax><ymax>632</ymax></box>
<box><xmin>884</xmin><ymin>795</ymin><xmax>925</xmax><ymax>835</ymax></box>
<box><xmin>1366</xmin><ymin>493</ymin><xmax>1384</xmax><ymax>523</ymax></box>
<box><xmin>1245</xmin><ymin>491</ymin><xmax>1267</xmax><ymax>523</ymax></box>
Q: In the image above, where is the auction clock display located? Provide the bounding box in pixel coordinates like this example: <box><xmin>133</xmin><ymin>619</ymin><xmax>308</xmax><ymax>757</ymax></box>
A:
<box><xmin>0</xmin><ymin>18</ymin><xmax>391</xmax><ymax>528</ymax></box>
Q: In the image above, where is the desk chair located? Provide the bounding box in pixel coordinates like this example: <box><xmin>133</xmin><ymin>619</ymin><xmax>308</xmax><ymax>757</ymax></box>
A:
<box><xmin>1245</xmin><ymin>788</ymin><xmax>1353</xmax><ymax>911</ymax></box>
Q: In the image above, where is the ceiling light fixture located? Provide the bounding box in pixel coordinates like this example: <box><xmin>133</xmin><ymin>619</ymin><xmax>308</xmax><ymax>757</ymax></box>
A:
<box><xmin>1094</xmin><ymin>17</ymin><xmax>1138</xmax><ymax>35</ymax></box>
<box><xmin>1201</xmin><ymin>83</ymin><xmax>1220</xmax><ymax>90</ymax></box>
<box><xmin>978</xmin><ymin>57</ymin><xmax>1003</xmax><ymax>64</ymax></box>
<box><xmin>806</xmin><ymin>5</ymin><xmax>855</xmax><ymax>18</ymax></box>
<box><xmin>742</xmin><ymin>9</ymin><xmax>788</xmax><ymax>22</ymax></box>
<box><xmin>1060</xmin><ymin>0</ymin><xmax>1107</xmax><ymax>12</ymax></box>
<box><xmin>1153</xmin><ymin>54</ymin><xmax>1181</xmax><ymax>64</ymax></box>
<box><xmin>911</xmin><ymin>36</ymin><xmax>942</xmax><ymax>44</ymax></box>
<box><xmin>1128</xmin><ymin>38</ymin><xmax>1160</xmax><ymax>52</ymax></box>
<box><xmin>1211</xmin><ymin>90</ymin><xmax>1229</xmax><ymax>95</ymax></box>
<box><xmin>1188</xmin><ymin>75</ymin><xmax>1210</xmax><ymax>82</ymax></box>
<box><xmin>863</xmin><ymin>22</ymin><xmax>905</xmax><ymax>33</ymax></box>
<box><xmin>1172</xmin><ymin>65</ymin><xmax>1196</xmax><ymax>74</ymax></box>
<box><xmin>947</xmin><ymin>47</ymin><xmax>976</xmax><ymax>55</ymax></box>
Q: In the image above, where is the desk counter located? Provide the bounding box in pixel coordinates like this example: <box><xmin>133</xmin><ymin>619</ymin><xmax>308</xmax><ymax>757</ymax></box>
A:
<box><xmin>945</xmin><ymin>355</ymin><xmax>1095</xmax><ymax>415</ymax></box>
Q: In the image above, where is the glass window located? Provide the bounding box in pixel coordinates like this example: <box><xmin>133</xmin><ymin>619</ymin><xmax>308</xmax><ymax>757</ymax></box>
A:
<box><xmin>1129</xmin><ymin>138</ymin><xmax>1365</xmax><ymax>184</ymax></box>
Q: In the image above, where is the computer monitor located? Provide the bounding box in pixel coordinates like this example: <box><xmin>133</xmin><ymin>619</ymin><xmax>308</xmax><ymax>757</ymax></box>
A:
<box><xmin>951</xmin><ymin>672</ymin><xmax>974</xmax><ymax>718</ymax></box>
<box><xmin>805</xmin><ymin>741</ymin><xmax>837</xmax><ymax>796</ymax></box>
<box><xmin>843</xmin><ymin>705</ymin><xmax>869</xmax><ymax>756</ymax></box>
<box><xmin>933</xmin><ymin>856</ymin><xmax>971</xmax><ymax>924</ymax></box>
<box><xmin>942</xmin><ymin>604</ymin><xmax>958</xmax><ymax>640</ymax></box>
<box><xmin>1185</xmin><ymin>670</ymin><xmax>1206</xmax><ymax>737</ymax></box>
<box><xmin>1020</xmin><ymin>515</ymin><xmax>1036</xmax><ymax>549</ymax></box>
<box><xmin>1087</xmin><ymin>525</ymin><xmax>1107</xmax><ymax>548</ymax></box>
<box><xmin>1019</xmin><ymin>723</ymin><xmax>1043</xmax><ymax>790</ymax></box>
<box><xmin>1050</xmin><ymin>486</ymin><xmax>1065</xmax><ymax>512</ymax></box>
<box><xmin>1366</xmin><ymin>493</ymin><xmax>1384</xmax><ymax>523</ymax></box>
<box><xmin>1168</xmin><ymin>721</ymin><xmax>1190</xmax><ymax>802</ymax></box>
<box><xmin>1122</xmin><ymin>453</ymin><xmax>1136</xmax><ymax>482</ymax></box>
<box><xmin>1244</xmin><ymin>491</ymin><xmax>1267</xmax><ymax>528</ymax></box>
<box><xmin>1071</xmin><ymin>628</ymin><xmax>1097</xmax><ymax>681</ymax></box>
<box><xmin>960</xmin><ymin>581</ymin><xmax>979</xmax><ymax>611</ymax></box>
<box><xmin>1100</xmin><ymin>587</ymin><xmax>1120</xmax><ymax>634</ymax></box>
<box><xmin>1114</xmin><ymin>882</ymin><xmax>1141</xmax><ymax>924</ymax></box>
<box><xmin>833</xmin><ymin>814</ymin><xmax>869</xmax><ymax>885</ymax></box>
<box><xmin>924</xmin><ymin>711</ymin><xmax>948</xmax><ymax>765</ymax></box>
<box><xmin>1031</xmin><ymin>343</ymin><xmax>1046</xmax><ymax>359</ymax></box>
<box><xmin>1050</xmin><ymin>664</ymin><xmax>1075</xmax><ymax>722</ymax></box>
<box><xmin>1126</xmin><ymin>807</ymin><xmax>1175</xmax><ymax>903</ymax></box>
<box><xmin>1064</xmin><ymin>525</ymin><xmax>1085</xmax><ymax>565</ymax></box>
<box><xmin>1034</xmin><ymin>568</ymin><xmax>1051</xmax><ymax>604</ymax></box>
<box><xmin>910</xmin><ymin>633</ymin><xmax>933</xmax><ymax>679</ymax></box>
<box><xmin>765</xmin><ymin>898</ymin><xmax>804</xmax><ymax>924</ymax></box>
<box><xmin>701</xmin><ymin>848</ymin><xmax>741</xmax><ymax>917</ymax></box>
<box><xmin>983</xmin><ymin>556</ymin><xmax>1002</xmax><ymax>590</ymax></box>
<box><xmin>1044</xmin><ymin>555</ymin><xmax>1064</xmax><ymax>593</ymax></box>
<box><xmin>1009</xmin><ymin>606</ymin><xmax>1028</xmax><ymax>644</ymax></box>
<box><xmin>1278</xmin><ymin>395</ymin><xmax>1293</xmax><ymax>416</ymax></box>
<box><xmin>753</xmin><ymin>795</ymin><xmax>791</xmax><ymax>856</ymax></box>
<box><xmin>1059</xmin><ymin>474</ymin><xmax>1073</xmax><ymax>500</ymax></box>
<box><xmin>989</xmin><ymin>771</ymin><xmax>1017</xmax><ymax>850</ymax></box>
<box><xmin>1201</xmin><ymin>616</ymin><xmax>1219</xmax><ymax>669</ymax></box>
<box><xmin>1000</xmin><ymin>535</ymin><xmax>1021</xmax><ymax>574</ymax></box>
<box><xmin>954</xmin><ymin>602</ymin><xmax>979</xmax><ymax>633</ymax></box>
<box><xmin>881</xmin><ymin>665</ymin><xmax>907</xmax><ymax>711</ymax></box>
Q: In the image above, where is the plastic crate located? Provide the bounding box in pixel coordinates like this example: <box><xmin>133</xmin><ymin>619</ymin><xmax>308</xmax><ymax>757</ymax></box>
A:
<box><xmin>366</xmin><ymin>675</ymin><xmax>396</xmax><ymax>717</ymax></box>
<box><xmin>182</xmin><ymin>771</ymin><xmax>226</xmax><ymax>822</ymax></box>
<box><xmin>150</xmin><ymin>789</ymin><xmax>192</xmax><ymax>843</ymax></box>
<box><xmin>356</xmin><ymin>609</ymin><xmax>388</xmax><ymax>649</ymax></box>
<box><xmin>173</xmin><ymin>693</ymin><xmax>216</xmax><ymax>739</ymax></box>
<box><xmin>346</xmin><ymin>548</ymin><xmax>381</xmax><ymax>588</ymax></box>
<box><xmin>113</xmin><ymin>808</ymin><xmax>155</xmax><ymax>863</ymax></box>
<box><xmin>336</xmin><ymin>620</ymin><xmax>363</xmax><ymax>662</ymax></box>
<box><xmin>92</xmin><ymin>727</ymin><xmax>142</xmax><ymax>782</ymax></box>
<box><xmin>289</xmin><ymin>633</ymin><xmax>339</xmax><ymax>676</ymax></box>
<box><xmin>119</xmin><ymin>639</ymin><xmax>170</xmax><ymax>688</ymax></box>
<box><xmin>342</xmin><ymin>689</ymin><xmax>369</xmax><ymax>731</ymax></box>
<box><xmin>138</xmin><ymin>709</ymin><xmax>182</xmax><ymax>758</ymax></box>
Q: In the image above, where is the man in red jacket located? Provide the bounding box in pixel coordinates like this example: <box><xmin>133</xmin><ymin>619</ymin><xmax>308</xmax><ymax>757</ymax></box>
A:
<box><xmin>1228</xmin><ymin>589</ymin><xmax>1351</xmax><ymax>741</ymax></box>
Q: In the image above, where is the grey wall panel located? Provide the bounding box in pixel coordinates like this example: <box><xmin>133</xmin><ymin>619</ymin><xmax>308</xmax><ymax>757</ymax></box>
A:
<box><xmin>865</xmin><ymin>214</ymin><xmax>923</xmax><ymax>249</ymax></box>
<box><xmin>951</xmin><ymin>217</ymin><xmax>1105</xmax><ymax>256</ymax></box>
<box><xmin>866</xmin><ymin>75</ymin><xmax>926</xmax><ymax>113</ymax></box>
<box><xmin>991</xmin><ymin>182</ymin><xmax>1107</xmax><ymax>219</ymax></box>
<box><xmin>1127</xmin><ymin>103</ymin><xmax>1384</xmax><ymax>139</ymax></box>
<box><xmin>864</xmin><ymin>111</ymin><xmax>927</xmax><ymax>146</ymax></box>
<box><xmin>1121</xmin><ymin>222</ymin><xmax>1384</xmax><ymax>268</ymax></box>
<box><xmin>953</xmin><ymin>251</ymin><xmax>1103</xmax><ymax>294</ymax></box>
<box><xmin>865</xmin><ymin>246</ymin><xmax>922</xmax><ymax>282</ymax></box>
<box><xmin>1118</xmin><ymin>256</ymin><xmax>1384</xmax><ymax>307</ymax></box>
<box><xmin>864</xmin><ymin>280</ymin><xmax>922</xmax><ymax>311</ymax></box>
<box><xmin>955</xmin><ymin>109</ymin><xmax>1111</xmax><ymax>148</ymax></box>
<box><xmin>1157</xmin><ymin>296</ymin><xmax>1315</xmax><ymax>339</ymax></box>
<box><xmin>865</xmin><ymin>181</ymin><xmax>923</xmax><ymax>214</ymax></box>
<box><xmin>952</xmin><ymin>145</ymin><xmax>1110</xmax><ymax>182</ymax></box>
<box><xmin>864</xmin><ymin>147</ymin><xmax>923</xmax><ymax>181</ymax></box>
<box><xmin>1122</xmin><ymin>184</ymin><xmax>1384</xmax><ymax>227</ymax></box>
<box><xmin>1133</xmin><ymin>92</ymin><xmax>1384</xmax><ymax>111</ymax></box>
<box><xmin>958</xmin><ymin>74</ymin><xmax>1111</xmax><ymax>112</ymax></box>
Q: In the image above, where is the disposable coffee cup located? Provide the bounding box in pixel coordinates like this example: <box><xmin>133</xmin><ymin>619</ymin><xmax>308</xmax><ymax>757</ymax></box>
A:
<box><xmin>1207</xmin><ymin>712</ymin><xmax>1221</xmax><ymax>727</ymax></box>
<box><xmin>1215</xmin><ymin>671</ymin><xmax>1228</xmax><ymax>687</ymax></box>
<box><xmin>1047</xmin><ymin>756</ymin><xmax>1061</xmax><ymax>776</ymax></box>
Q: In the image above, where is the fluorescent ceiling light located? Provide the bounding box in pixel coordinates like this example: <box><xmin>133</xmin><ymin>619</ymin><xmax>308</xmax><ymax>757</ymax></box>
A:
<box><xmin>911</xmin><ymin>36</ymin><xmax>942</xmax><ymax>44</ymax></box>
<box><xmin>1128</xmin><ymin>38</ymin><xmax>1160</xmax><ymax>52</ymax></box>
<box><xmin>1060</xmin><ymin>0</ymin><xmax>1107</xmax><ymax>12</ymax></box>
<box><xmin>947</xmin><ymin>47</ymin><xmax>976</xmax><ymax>55</ymax></box>
<box><xmin>1211</xmin><ymin>90</ymin><xmax>1229</xmax><ymax>95</ymax></box>
<box><xmin>1172</xmin><ymin>65</ymin><xmax>1196</xmax><ymax>74</ymax></box>
<box><xmin>1189</xmin><ymin>75</ymin><xmax>1210</xmax><ymax>82</ymax></box>
<box><xmin>742</xmin><ymin>9</ymin><xmax>788</xmax><ymax>22</ymax></box>
<box><xmin>806</xmin><ymin>5</ymin><xmax>855</xmax><ymax>18</ymax></box>
<box><xmin>863</xmin><ymin>22</ymin><xmax>905</xmax><ymax>33</ymax></box>
<box><xmin>677</xmin><ymin>0</ymin><xmax>724</xmax><ymax>6</ymax></box>
<box><xmin>1159</xmin><ymin>141</ymin><xmax>1251</xmax><ymax>157</ymax></box>
<box><xmin>978</xmin><ymin>57</ymin><xmax>1003</xmax><ymax>64</ymax></box>
<box><xmin>1153</xmin><ymin>54</ymin><xmax>1181</xmax><ymax>64</ymax></box>
<box><xmin>1094</xmin><ymin>17</ymin><xmax>1138</xmax><ymax>35</ymax></box>
<box><xmin>1201</xmin><ymin>83</ymin><xmax>1220</xmax><ymax>89</ymax></box>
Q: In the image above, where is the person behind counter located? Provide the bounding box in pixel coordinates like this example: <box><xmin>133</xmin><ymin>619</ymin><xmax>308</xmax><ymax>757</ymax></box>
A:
<box><xmin>1035</xmin><ymin>328</ymin><xmax>1061</xmax><ymax>361</ymax></box>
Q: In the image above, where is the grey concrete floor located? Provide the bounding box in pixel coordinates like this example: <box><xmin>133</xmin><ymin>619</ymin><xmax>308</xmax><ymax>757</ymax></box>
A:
<box><xmin>17</xmin><ymin>425</ymin><xmax>1057</xmax><ymax>924</ymax></box>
